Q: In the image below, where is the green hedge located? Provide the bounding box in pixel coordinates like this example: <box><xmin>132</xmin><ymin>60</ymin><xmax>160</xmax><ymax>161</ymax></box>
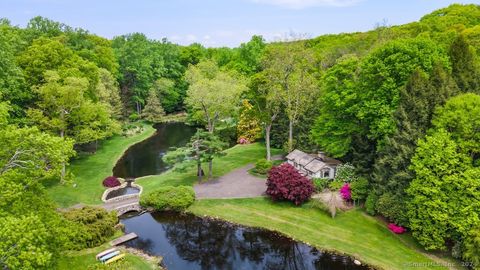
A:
<box><xmin>253</xmin><ymin>159</ymin><xmax>274</xmax><ymax>175</ymax></box>
<box><xmin>140</xmin><ymin>186</ymin><xmax>195</xmax><ymax>211</ymax></box>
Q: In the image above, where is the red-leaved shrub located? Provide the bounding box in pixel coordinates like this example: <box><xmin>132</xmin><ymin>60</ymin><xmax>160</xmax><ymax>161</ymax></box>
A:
<box><xmin>266</xmin><ymin>163</ymin><xmax>314</xmax><ymax>205</ymax></box>
<box><xmin>339</xmin><ymin>183</ymin><xmax>352</xmax><ymax>200</ymax></box>
<box><xmin>103</xmin><ymin>176</ymin><xmax>121</xmax><ymax>188</ymax></box>
<box><xmin>388</xmin><ymin>223</ymin><xmax>406</xmax><ymax>234</ymax></box>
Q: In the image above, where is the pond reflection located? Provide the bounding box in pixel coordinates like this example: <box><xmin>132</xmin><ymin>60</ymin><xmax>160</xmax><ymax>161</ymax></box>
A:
<box><xmin>121</xmin><ymin>212</ymin><xmax>370</xmax><ymax>270</ymax></box>
<box><xmin>113</xmin><ymin>122</ymin><xmax>196</xmax><ymax>178</ymax></box>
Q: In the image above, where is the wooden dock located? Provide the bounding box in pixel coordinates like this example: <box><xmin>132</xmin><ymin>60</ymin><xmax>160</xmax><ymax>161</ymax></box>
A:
<box><xmin>110</xmin><ymin>232</ymin><xmax>138</xmax><ymax>246</ymax></box>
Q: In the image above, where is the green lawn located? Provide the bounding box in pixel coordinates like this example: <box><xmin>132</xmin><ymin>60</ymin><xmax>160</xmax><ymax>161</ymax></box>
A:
<box><xmin>137</xmin><ymin>143</ymin><xmax>282</xmax><ymax>193</ymax></box>
<box><xmin>47</xmin><ymin>124</ymin><xmax>156</xmax><ymax>207</ymax></box>
<box><xmin>57</xmin><ymin>241</ymin><xmax>159</xmax><ymax>270</ymax></box>
<box><xmin>188</xmin><ymin>198</ymin><xmax>452</xmax><ymax>270</ymax></box>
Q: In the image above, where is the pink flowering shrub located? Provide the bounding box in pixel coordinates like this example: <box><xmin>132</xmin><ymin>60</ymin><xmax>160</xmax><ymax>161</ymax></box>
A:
<box><xmin>388</xmin><ymin>223</ymin><xmax>406</xmax><ymax>234</ymax></box>
<box><xmin>266</xmin><ymin>163</ymin><xmax>314</xmax><ymax>205</ymax></box>
<box><xmin>339</xmin><ymin>183</ymin><xmax>351</xmax><ymax>200</ymax></box>
<box><xmin>102</xmin><ymin>176</ymin><xmax>121</xmax><ymax>188</ymax></box>
<box><xmin>238</xmin><ymin>137</ymin><xmax>249</xmax><ymax>144</ymax></box>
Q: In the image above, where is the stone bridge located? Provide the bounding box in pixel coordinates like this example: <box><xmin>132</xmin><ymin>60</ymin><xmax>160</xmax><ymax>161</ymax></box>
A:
<box><xmin>102</xmin><ymin>194</ymin><xmax>143</xmax><ymax>216</ymax></box>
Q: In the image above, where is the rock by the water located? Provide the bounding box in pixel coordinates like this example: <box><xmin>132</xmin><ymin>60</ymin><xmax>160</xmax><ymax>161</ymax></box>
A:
<box><xmin>354</xmin><ymin>259</ymin><xmax>361</xmax><ymax>265</ymax></box>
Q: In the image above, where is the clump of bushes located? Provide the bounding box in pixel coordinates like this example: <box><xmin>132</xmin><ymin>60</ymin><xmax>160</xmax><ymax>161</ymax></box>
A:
<box><xmin>350</xmin><ymin>177</ymin><xmax>369</xmax><ymax>202</ymax></box>
<box><xmin>312</xmin><ymin>178</ymin><xmax>329</xmax><ymax>192</ymax></box>
<box><xmin>266</xmin><ymin>163</ymin><xmax>314</xmax><ymax>205</ymax></box>
<box><xmin>375</xmin><ymin>193</ymin><xmax>409</xmax><ymax>226</ymax></box>
<box><xmin>103</xmin><ymin>176</ymin><xmax>121</xmax><ymax>188</ymax></box>
<box><xmin>335</xmin><ymin>163</ymin><xmax>357</xmax><ymax>182</ymax></box>
<box><xmin>140</xmin><ymin>186</ymin><xmax>195</xmax><ymax>211</ymax></box>
<box><xmin>63</xmin><ymin>206</ymin><xmax>118</xmax><ymax>249</ymax></box>
<box><xmin>328</xmin><ymin>180</ymin><xmax>343</xmax><ymax>191</ymax></box>
<box><xmin>365</xmin><ymin>193</ymin><xmax>377</xmax><ymax>215</ymax></box>
<box><xmin>253</xmin><ymin>159</ymin><xmax>274</xmax><ymax>175</ymax></box>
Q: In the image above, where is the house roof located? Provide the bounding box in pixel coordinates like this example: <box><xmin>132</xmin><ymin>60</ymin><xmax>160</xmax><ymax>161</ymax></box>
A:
<box><xmin>286</xmin><ymin>149</ymin><xmax>305</xmax><ymax>161</ymax></box>
<box><xmin>298</xmin><ymin>154</ymin><xmax>316</xmax><ymax>166</ymax></box>
<box><xmin>304</xmin><ymin>159</ymin><xmax>329</xmax><ymax>173</ymax></box>
<box><xmin>324</xmin><ymin>157</ymin><xmax>342</xmax><ymax>166</ymax></box>
<box><xmin>286</xmin><ymin>149</ymin><xmax>342</xmax><ymax>172</ymax></box>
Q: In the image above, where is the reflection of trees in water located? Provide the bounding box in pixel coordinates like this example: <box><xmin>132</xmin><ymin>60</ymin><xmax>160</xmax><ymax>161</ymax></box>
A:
<box><xmin>128</xmin><ymin>237</ymin><xmax>155</xmax><ymax>254</ymax></box>
<box><xmin>157</xmin><ymin>212</ymin><xmax>329</xmax><ymax>270</ymax></box>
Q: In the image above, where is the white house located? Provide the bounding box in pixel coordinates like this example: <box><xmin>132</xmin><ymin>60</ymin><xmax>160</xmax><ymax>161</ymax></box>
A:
<box><xmin>286</xmin><ymin>149</ymin><xmax>341</xmax><ymax>179</ymax></box>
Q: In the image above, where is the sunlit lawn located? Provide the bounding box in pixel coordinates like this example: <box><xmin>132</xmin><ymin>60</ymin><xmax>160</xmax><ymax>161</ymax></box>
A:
<box><xmin>57</xmin><ymin>231</ymin><xmax>159</xmax><ymax>270</ymax></box>
<box><xmin>189</xmin><ymin>198</ymin><xmax>453</xmax><ymax>270</ymax></box>
<box><xmin>47</xmin><ymin>123</ymin><xmax>156</xmax><ymax>207</ymax></box>
<box><xmin>137</xmin><ymin>142</ymin><xmax>282</xmax><ymax>193</ymax></box>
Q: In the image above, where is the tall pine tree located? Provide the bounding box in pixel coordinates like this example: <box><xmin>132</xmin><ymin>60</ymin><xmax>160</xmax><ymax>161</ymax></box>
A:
<box><xmin>450</xmin><ymin>34</ymin><xmax>480</xmax><ymax>94</ymax></box>
<box><xmin>142</xmin><ymin>90</ymin><xmax>165</xmax><ymax>123</ymax></box>
<box><xmin>372</xmin><ymin>65</ymin><xmax>458</xmax><ymax>225</ymax></box>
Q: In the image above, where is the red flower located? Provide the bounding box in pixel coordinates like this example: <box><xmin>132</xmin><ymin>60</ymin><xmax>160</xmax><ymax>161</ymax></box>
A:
<box><xmin>388</xmin><ymin>223</ymin><xmax>406</xmax><ymax>234</ymax></box>
<box><xmin>340</xmin><ymin>183</ymin><xmax>351</xmax><ymax>200</ymax></box>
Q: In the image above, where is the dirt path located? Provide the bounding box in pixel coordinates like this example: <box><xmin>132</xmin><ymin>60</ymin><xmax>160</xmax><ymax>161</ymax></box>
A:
<box><xmin>194</xmin><ymin>164</ymin><xmax>267</xmax><ymax>199</ymax></box>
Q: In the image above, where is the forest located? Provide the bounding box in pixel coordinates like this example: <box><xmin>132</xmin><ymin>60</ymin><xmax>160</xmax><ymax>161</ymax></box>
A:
<box><xmin>1</xmin><ymin>3</ymin><xmax>480</xmax><ymax>269</ymax></box>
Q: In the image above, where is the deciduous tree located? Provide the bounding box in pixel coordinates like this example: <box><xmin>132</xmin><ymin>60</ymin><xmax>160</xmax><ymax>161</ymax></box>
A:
<box><xmin>185</xmin><ymin>60</ymin><xmax>247</xmax><ymax>133</ymax></box>
<box><xmin>262</xmin><ymin>42</ymin><xmax>319</xmax><ymax>152</ymax></box>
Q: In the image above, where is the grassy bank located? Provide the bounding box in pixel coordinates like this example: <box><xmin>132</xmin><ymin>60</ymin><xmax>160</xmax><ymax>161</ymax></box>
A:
<box><xmin>137</xmin><ymin>143</ymin><xmax>282</xmax><ymax>193</ymax></box>
<box><xmin>47</xmin><ymin>123</ymin><xmax>156</xmax><ymax>207</ymax></box>
<box><xmin>188</xmin><ymin>198</ymin><xmax>451</xmax><ymax>270</ymax></box>
<box><xmin>57</xmin><ymin>240</ymin><xmax>160</xmax><ymax>270</ymax></box>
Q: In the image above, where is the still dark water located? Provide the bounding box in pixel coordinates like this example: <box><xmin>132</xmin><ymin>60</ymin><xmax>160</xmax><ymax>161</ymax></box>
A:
<box><xmin>113</xmin><ymin>122</ymin><xmax>196</xmax><ymax>178</ymax></box>
<box><xmin>121</xmin><ymin>212</ymin><xmax>370</xmax><ymax>270</ymax></box>
<box><xmin>105</xmin><ymin>186</ymin><xmax>140</xmax><ymax>200</ymax></box>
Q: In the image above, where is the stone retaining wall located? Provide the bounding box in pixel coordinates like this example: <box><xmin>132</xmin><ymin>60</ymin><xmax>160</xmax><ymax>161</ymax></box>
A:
<box><xmin>101</xmin><ymin>181</ymin><xmax>143</xmax><ymax>203</ymax></box>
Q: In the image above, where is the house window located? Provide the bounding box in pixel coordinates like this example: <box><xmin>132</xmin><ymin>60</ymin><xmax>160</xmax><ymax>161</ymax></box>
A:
<box><xmin>323</xmin><ymin>171</ymin><xmax>330</xmax><ymax>178</ymax></box>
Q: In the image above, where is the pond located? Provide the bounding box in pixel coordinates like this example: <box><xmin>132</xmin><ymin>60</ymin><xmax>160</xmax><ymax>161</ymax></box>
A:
<box><xmin>121</xmin><ymin>212</ymin><xmax>370</xmax><ymax>270</ymax></box>
<box><xmin>105</xmin><ymin>186</ymin><xmax>140</xmax><ymax>200</ymax></box>
<box><xmin>113</xmin><ymin>122</ymin><xmax>197</xmax><ymax>178</ymax></box>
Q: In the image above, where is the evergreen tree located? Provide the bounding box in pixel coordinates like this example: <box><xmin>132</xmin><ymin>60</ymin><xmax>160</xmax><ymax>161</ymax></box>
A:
<box><xmin>372</xmin><ymin>65</ymin><xmax>458</xmax><ymax>225</ymax></box>
<box><xmin>449</xmin><ymin>34</ymin><xmax>480</xmax><ymax>94</ymax></box>
<box><xmin>142</xmin><ymin>90</ymin><xmax>165</xmax><ymax>123</ymax></box>
<box><xmin>164</xmin><ymin>130</ymin><xmax>227</xmax><ymax>181</ymax></box>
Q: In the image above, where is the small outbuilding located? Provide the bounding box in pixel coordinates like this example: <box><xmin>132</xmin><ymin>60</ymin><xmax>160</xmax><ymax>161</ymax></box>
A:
<box><xmin>286</xmin><ymin>149</ymin><xmax>341</xmax><ymax>179</ymax></box>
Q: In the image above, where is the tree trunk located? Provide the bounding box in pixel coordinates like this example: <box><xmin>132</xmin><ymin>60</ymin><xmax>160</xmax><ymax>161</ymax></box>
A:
<box><xmin>136</xmin><ymin>101</ymin><xmax>141</xmax><ymax>115</ymax></box>
<box><xmin>208</xmin><ymin>159</ymin><xmax>213</xmax><ymax>179</ymax></box>
<box><xmin>265</xmin><ymin>124</ymin><xmax>272</xmax><ymax>161</ymax></box>
<box><xmin>207</xmin><ymin>122</ymin><xmax>213</xmax><ymax>133</ymax></box>
<box><xmin>60</xmin><ymin>129</ymin><xmax>66</xmax><ymax>184</ymax></box>
<box><xmin>197</xmin><ymin>162</ymin><xmax>203</xmax><ymax>182</ymax></box>
<box><xmin>288</xmin><ymin>120</ymin><xmax>293</xmax><ymax>153</ymax></box>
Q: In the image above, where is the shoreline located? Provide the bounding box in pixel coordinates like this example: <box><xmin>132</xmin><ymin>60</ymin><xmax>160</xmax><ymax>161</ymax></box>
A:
<box><xmin>121</xmin><ymin>209</ymin><xmax>372</xmax><ymax>269</ymax></box>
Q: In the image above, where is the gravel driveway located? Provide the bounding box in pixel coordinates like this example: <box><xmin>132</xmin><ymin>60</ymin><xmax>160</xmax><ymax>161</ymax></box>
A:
<box><xmin>194</xmin><ymin>164</ymin><xmax>267</xmax><ymax>199</ymax></box>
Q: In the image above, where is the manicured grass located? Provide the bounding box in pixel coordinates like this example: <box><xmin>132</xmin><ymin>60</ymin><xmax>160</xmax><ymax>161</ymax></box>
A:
<box><xmin>47</xmin><ymin>124</ymin><xmax>156</xmax><ymax>207</ymax></box>
<box><xmin>188</xmin><ymin>198</ymin><xmax>450</xmax><ymax>270</ymax></box>
<box><xmin>57</xmin><ymin>240</ymin><xmax>159</xmax><ymax>270</ymax></box>
<box><xmin>137</xmin><ymin>143</ymin><xmax>282</xmax><ymax>193</ymax></box>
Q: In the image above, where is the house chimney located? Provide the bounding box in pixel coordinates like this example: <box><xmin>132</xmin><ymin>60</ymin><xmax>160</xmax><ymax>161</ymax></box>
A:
<box><xmin>317</xmin><ymin>151</ymin><xmax>326</xmax><ymax>161</ymax></box>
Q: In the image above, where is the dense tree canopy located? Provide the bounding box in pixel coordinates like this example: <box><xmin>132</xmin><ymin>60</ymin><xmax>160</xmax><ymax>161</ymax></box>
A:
<box><xmin>185</xmin><ymin>60</ymin><xmax>247</xmax><ymax>132</ymax></box>
<box><xmin>1</xmin><ymin>4</ymin><xmax>480</xmax><ymax>267</ymax></box>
